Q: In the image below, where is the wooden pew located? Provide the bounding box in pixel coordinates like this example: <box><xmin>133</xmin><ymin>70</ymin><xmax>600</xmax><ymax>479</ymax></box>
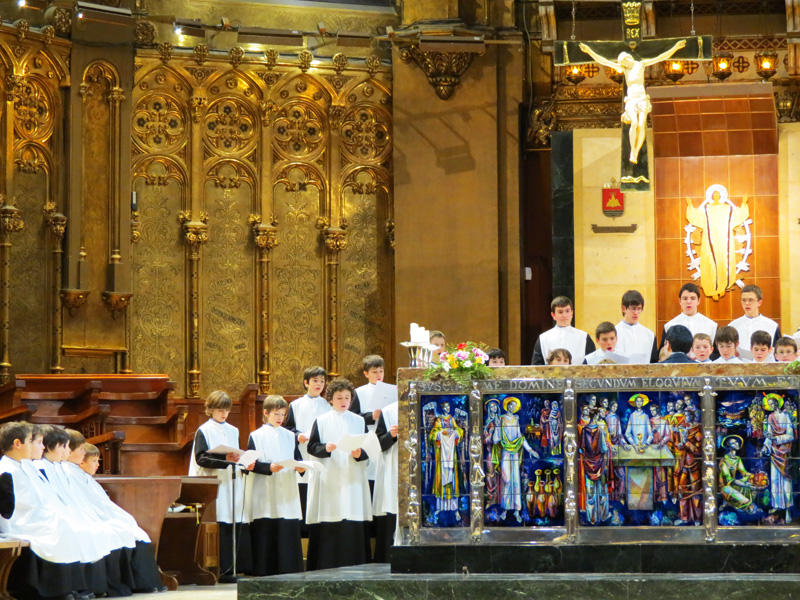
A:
<box><xmin>97</xmin><ymin>476</ymin><xmax>183</xmax><ymax>590</ymax></box>
<box><xmin>0</xmin><ymin>380</ymin><xmax>35</xmax><ymax>424</ymax></box>
<box><xmin>157</xmin><ymin>476</ymin><xmax>221</xmax><ymax>586</ymax></box>
<box><xmin>0</xmin><ymin>539</ymin><xmax>29</xmax><ymax>600</ymax></box>
<box><xmin>14</xmin><ymin>375</ymin><xmax>106</xmax><ymax>433</ymax></box>
<box><xmin>87</xmin><ymin>431</ymin><xmax>126</xmax><ymax>474</ymax></box>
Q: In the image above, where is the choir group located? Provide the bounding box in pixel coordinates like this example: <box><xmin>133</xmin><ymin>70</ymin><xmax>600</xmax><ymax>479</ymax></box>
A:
<box><xmin>528</xmin><ymin>285</ymin><xmax>795</xmax><ymax>366</ymax></box>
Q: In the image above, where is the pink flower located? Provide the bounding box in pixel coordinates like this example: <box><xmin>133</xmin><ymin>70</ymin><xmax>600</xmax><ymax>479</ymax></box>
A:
<box><xmin>455</xmin><ymin>351</ymin><xmax>470</xmax><ymax>361</ymax></box>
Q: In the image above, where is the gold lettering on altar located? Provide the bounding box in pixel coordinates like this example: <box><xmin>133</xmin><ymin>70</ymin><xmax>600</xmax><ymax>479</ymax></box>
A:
<box><xmin>685</xmin><ymin>184</ymin><xmax>752</xmax><ymax>301</ymax></box>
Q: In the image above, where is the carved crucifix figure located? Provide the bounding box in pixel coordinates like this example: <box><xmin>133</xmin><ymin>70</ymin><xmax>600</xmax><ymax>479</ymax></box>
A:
<box><xmin>554</xmin><ymin>1</ymin><xmax>712</xmax><ymax>191</ymax></box>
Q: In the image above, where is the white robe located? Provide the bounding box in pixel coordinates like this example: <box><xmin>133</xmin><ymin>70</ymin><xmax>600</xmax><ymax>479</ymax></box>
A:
<box><xmin>287</xmin><ymin>394</ymin><xmax>332</xmax><ymax>483</ymax></box>
<box><xmin>61</xmin><ymin>461</ymin><xmax>149</xmax><ymax>544</ymax></box>
<box><xmin>372</xmin><ymin>402</ymin><xmax>398</xmax><ymax>517</ymax></box>
<box><xmin>729</xmin><ymin>314</ymin><xmax>779</xmax><ymax>353</ymax></box>
<box><xmin>625</xmin><ymin>410</ymin><xmax>653</xmax><ymax>446</ymax></box>
<box><xmin>0</xmin><ymin>456</ymin><xmax>101</xmax><ymax>564</ymax></box>
<box><xmin>539</xmin><ymin>325</ymin><xmax>591</xmax><ymax>365</ymax></box>
<box><xmin>714</xmin><ymin>355</ymin><xmax>746</xmax><ymax>363</ymax></box>
<box><xmin>189</xmin><ymin>419</ymin><xmax>245</xmax><ymax>524</ymax></box>
<box><xmin>306</xmin><ymin>410</ymin><xmax>372</xmax><ymax>524</ymax></box>
<box><xmin>35</xmin><ymin>458</ymin><xmax>129</xmax><ymax>551</ymax></box>
<box><xmin>663</xmin><ymin>312</ymin><xmax>718</xmax><ymax>339</ymax></box>
<box><xmin>246</xmin><ymin>424</ymin><xmax>302</xmax><ymax>521</ymax></box>
<box><xmin>615</xmin><ymin>320</ymin><xmax>656</xmax><ymax>363</ymax></box>
<box><xmin>355</xmin><ymin>383</ymin><xmax>380</xmax><ymax>480</ymax></box>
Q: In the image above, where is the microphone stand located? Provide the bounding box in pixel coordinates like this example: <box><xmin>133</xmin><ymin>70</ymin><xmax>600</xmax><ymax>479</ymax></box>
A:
<box><xmin>218</xmin><ymin>460</ymin><xmax>243</xmax><ymax>583</ymax></box>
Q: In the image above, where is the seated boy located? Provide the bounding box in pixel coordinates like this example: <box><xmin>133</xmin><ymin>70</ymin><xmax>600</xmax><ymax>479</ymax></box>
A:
<box><xmin>659</xmin><ymin>325</ymin><xmax>696</xmax><ymax>363</ymax></box>
<box><xmin>750</xmin><ymin>330</ymin><xmax>776</xmax><ymax>363</ymax></box>
<box><xmin>585</xmin><ymin>322</ymin><xmax>624</xmax><ymax>365</ymax></box>
<box><xmin>487</xmin><ymin>348</ymin><xmax>507</xmax><ymax>366</ymax></box>
<box><xmin>775</xmin><ymin>336</ymin><xmax>798</xmax><ymax>363</ymax></box>
<box><xmin>691</xmin><ymin>333</ymin><xmax>714</xmax><ymax>363</ymax></box>
<box><xmin>547</xmin><ymin>348</ymin><xmax>572</xmax><ymax>365</ymax></box>
<box><xmin>714</xmin><ymin>326</ymin><xmax>744</xmax><ymax>363</ymax></box>
<box><xmin>660</xmin><ymin>283</ymin><xmax>717</xmax><ymax>354</ymax></box>
<box><xmin>729</xmin><ymin>285</ymin><xmax>781</xmax><ymax>360</ymax></box>
<box><xmin>531</xmin><ymin>296</ymin><xmax>595</xmax><ymax>365</ymax></box>
<box><xmin>615</xmin><ymin>290</ymin><xmax>659</xmax><ymax>363</ymax></box>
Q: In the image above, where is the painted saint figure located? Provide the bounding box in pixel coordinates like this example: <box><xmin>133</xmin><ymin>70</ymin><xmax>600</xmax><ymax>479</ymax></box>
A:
<box><xmin>581</xmin><ymin>408</ymin><xmax>610</xmax><ymax>524</ymax></box>
<box><xmin>719</xmin><ymin>435</ymin><xmax>756</xmax><ymax>513</ymax></box>
<box><xmin>649</xmin><ymin>402</ymin><xmax>671</xmax><ymax>503</ymax></box>
<box><xmin>483</xmin><ymin>399</ymin><xmax>502</xmax><ymax>507</ymax></box>
<box><xmin>761</xmin><ymin>393</ymin><xmax>795</xmax><ymax>522</ymax></box>
<box><xmin>578</xmin><ymin>39</ymin><xmax>687</xmax><ymax>164</ymax></box>
<box><xmin>605</xmin><ymin>399</ymin><xmax>627</xmax><ymax>502</ymax></box>
<box><xmin>625</xmin><ymin>394</ymin><xmax>653</xmax><ymax>453</ymax></box>
<box><xmin>548</xmin><ymin>401</ymin><xmax>563</xmax><ymax>455</ymax></box>
<box><xmin>429</xmin><ymin>400</ymin><xmax>465</xmax><ymax>515</ymax></box>
<box><xmin>499</xmin><ymin>397</ymin><xmax>538</xmax><ymax>521</ymax></box>
<box><xmin>686</xmin><ymin>184</ymin><xmax>750</xmax><ymax>301</ymax></box>
<box><xmin>676</xmin><ymin>416</ymin><xmax>703</xmax><ymax>524</ymax></box>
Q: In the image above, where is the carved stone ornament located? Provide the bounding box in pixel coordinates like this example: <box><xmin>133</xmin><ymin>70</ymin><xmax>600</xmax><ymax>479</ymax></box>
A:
<box><xmin>157</xmin><ymin>42</ymin><xmax>173</xmax><ymax>65</ymax></box>
<box><xmin>52</xmin><ymin>8</ymin><xmax>72</xmax><ymax>36</ymax></box>
<box><xmin>194</xmin><ymin>44</ymin><xmax>209</xmax><ymax>66</ymax></box>
<box><xmin>399</xmin><ymin>46</ymin><xmax>480</xmax><ymax>101</ymax></box>
<box><xmin>298</xmin><ymin>50</ymin><xmax>313</xmax><ymax>73</ymax></box>
<box><xmin>60</xmin><ymin>289</ymin><xmax>91</xmax><ymax>316</ymax></box>
<box><xmin>264</xmin><ymin>48</ymin><xmax>279</xmax><ymax>70</ymax></box>
<box><xmin>15</xmin><ymin>20</ymin><xmax>29</xmax><ymax>42</ymax></box>
<box><xmin>322</xmin><ymin>227</ymin><xmax>348</xmax><ymax>252</ymax></box>
<box><xmin>0</xmin><ymin>201</ymin><xmax>24</xmax><ymax>234</ymax></box>
<box><xmin>332</xmin><ymin>53</ymin><xmax>348</xmax><ymax>75</ymax></box>
<box><xmin>134</xmin><ymin>21</ymin><xmax>157</xmax><ymax>46</ymax></box>
<box><xmin>46</xmin><ymin>212</ymin><xmax>67</xmax><ymax>242</ymax></box>
<box><xmin>527</xmin><ymin>98</ymin><xmax>558</xmax><ymax>148</ymax></box>
<box><xmin>229</xmin><ymin>46</ymin><xmax>244</xmax><ymax>69</ymax></box>
<box><xmin>385</xmin><ymin>218</ymin><xmax>395</xmax><ymax>251</ymax></box>
<box><xmin>183</xmin><ymin>222</ymin><xmax>209</xmax><ymax>246</ymax></box>
<box><xmin>131</xmin><ymin>210</ymin><xmax>140</xmax><ymax>243</ymax></box>
<box><xmin>42</xmin><ymin>25</ymin><xmax>56</xmax><ymax>46</ymax></box>
<box><xmin>101</xmin><ymin>291</ymin><xmax>133</xmax><ymax>319</ymax></box>
<box><xmin>366</xmin><ymin>55</ymin><xmax>381</xmax><ymax>76</ymax></box>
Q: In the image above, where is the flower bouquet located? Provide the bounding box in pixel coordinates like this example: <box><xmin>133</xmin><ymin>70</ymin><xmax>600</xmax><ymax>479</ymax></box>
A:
<box><xmin>424</xmin><ymin>341</ymin><xmax>493</xmax><ymax>387</ymax></box>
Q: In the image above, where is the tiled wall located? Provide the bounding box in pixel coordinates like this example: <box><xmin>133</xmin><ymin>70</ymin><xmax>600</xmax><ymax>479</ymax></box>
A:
<box><xmin>652</xmin><ymin>88</ymin><xmax>780</xmax><ymax>337</ymax></box>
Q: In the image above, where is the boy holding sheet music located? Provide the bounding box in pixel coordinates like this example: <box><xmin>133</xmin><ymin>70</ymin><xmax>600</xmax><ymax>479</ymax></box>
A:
<box><xmin>305</xmin><ymin>378</ymin><xmax>372</xmax><ymax>570</ymax></box>
<box><xmin>246</xmin><ymin>395</ymin><xmax>305</xmax><ymax>575</ymax></box>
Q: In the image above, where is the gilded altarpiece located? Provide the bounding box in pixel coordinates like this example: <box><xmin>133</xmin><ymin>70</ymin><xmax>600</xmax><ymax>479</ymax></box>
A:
<box><xmin>1</xmin><ymin>28</ymin><xmax>70</xmax><ymax>379</ymax></box>
<box><xmin>131</xmin><ymin>49</ymin><xmax>393</xmax><ymax>397</ymax></box>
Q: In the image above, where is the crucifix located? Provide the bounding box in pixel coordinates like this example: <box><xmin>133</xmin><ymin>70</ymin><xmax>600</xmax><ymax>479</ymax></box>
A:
<box><xmin>554</xmin><ymin>1</ymin><xmax>712</xmax><ymax>191</ymax></box>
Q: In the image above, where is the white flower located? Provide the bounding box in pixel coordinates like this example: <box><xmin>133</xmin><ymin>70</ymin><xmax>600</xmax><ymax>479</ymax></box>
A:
<box><xmin>462</xmin><ymin>360</ymin><xmax>473</xmax><ymax>368</ymax></box>
<box><xmin>442</xmin><ymin>362</ymin><xmax>451</xmax><ymax>372</ymax></box>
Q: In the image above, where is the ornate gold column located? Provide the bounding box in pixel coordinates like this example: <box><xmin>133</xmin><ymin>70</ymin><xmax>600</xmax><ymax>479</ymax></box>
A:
<box><xmin>250</xmin><ymin>217</ymin><xmax>278</xmax><ymax>394</ymax></box>
<box><xmin>0</xmin><ymin>202</ymin><xmax>24</xmax><ymax>384</ymax></box>
<box><xmin>181</xmin><ymin>214</ymin><xmax>208</xmax><ymax>398</ymax></box>
<box><xmin>45</xmin><ymin>206</ymin><xmax>67</xmax><ymax>374</ymax></box>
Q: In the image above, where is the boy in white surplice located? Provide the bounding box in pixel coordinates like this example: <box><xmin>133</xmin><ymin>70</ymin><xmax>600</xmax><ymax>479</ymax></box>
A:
<box><xmin>305</xmin><ymin>378</ymin><xmax>371</xmax><ymax>570</ymax></box>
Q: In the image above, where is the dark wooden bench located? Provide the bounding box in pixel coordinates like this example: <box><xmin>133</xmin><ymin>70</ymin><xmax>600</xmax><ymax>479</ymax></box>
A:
<box><xmin>0</xmin><ymin>538</ymin><xmax>30</xmax><ymax>600</ymax></box>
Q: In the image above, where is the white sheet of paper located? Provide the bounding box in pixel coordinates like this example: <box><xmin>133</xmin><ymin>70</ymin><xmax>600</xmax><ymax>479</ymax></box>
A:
<box><xmin>236</xmin><ymin>450</ymin><xmax>261</xmax><ymax>467</ymax></box>
<box><xmin>335</xmin><ymin>432</ymin><xmax>367</xmax><ymax>453</ymax></box>
<box><xmin>206</xmin><ymin>444</ymin><xmax>243</xmax><ymax>456</ymax></box>
<box><xmin>361</xmin><ymin>430</ymin><xmax>382</xmax><ymax>459</ymax></box>
<box><xmin>627</xmin><ymin>353</ymin><xmax>650</xmax><ymax>365</ymax></box>
<box><xmin>602</xmin><ymin>351</ymin><xmax>630</xmax><ymax>364</ymax></box>
<box><xmin>371</xmin><ymin>381</ymin><xmax>398</xmax><ymax>411</ymax></box>
<box><xmin>275</xmin><ymin>459</ymin><xmax>327</xmax><ymax>473</ymax></box>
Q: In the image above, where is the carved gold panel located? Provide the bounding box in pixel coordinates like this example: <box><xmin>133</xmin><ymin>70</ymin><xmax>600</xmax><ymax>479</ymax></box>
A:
<box><xmin>200</xmin><ymin>173</ymin><xmax>255</xmax><ymax>396</ymax></box>
<box><xmin>130</xmin><ymin>170</ymin><xmax>187</xmax><ymax>396</ymax></box>
<box><xmin>271</xmin><ymin>169</ymin><xmax>325</xmax><ymax>393</ymax></box>
<box><xmin>9</xmin><ymin>173</ymin><xmax>49</xmax><ymax>374</ymax></box>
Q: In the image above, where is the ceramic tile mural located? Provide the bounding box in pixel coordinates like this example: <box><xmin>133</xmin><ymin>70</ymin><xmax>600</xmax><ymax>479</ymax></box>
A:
<box><xmin>715</xmin><ymin>389</ymin><xmax>799</xmax><ymax>526</ymax></box>
<box><xmin>577</xmin><ymin>391</ymin><xmax>703</xmax><ymax>526</ymax></box>
<box><xmin>421</xmin><ymin>394</ymin><xmax>470</xmax><ymax>527</ymax></box>
<box><xmin>483</xmin><ymin>393</ymin><xmax>564</xmax><ymax>526</ymax></box>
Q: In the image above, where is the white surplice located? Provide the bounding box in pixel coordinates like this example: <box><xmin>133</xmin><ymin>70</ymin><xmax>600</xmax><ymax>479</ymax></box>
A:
<box><xmin>189</xmin><ymin>419</ymin><xmax>245</xmax><ymax>524</ymax></box>
<box><xmin>247</xmin><ymin>424</ymin><xmax>302</xmax><ymax>521</ymax></box>
<box><xmin>372</xmin><ymin>402</ymin><xmax>398</xmax><ymax>517</ymax></box>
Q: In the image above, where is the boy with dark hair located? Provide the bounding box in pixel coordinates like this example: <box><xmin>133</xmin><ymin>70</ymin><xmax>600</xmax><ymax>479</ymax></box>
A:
<box><xmin>750</xmin><ymin>330</ymin><xmax>775</xmax><ymax>363</ymax></box>
<box><xmin>531</xmin><ymin>296</ymin><xmax>595</xmax><ymax>365</ymax></box>
<box><xmin>488</xmin><ymin>348</ymin><xmax>507</xmax><ymax>366</ymax></box>
<box><xmin>714</xmin><ymin>326</ymin><xmax>744</xmax><ymax>363</ymax></box>
<box><xmin>660</xmin><ymin>283</ymin><xmax>717</xmax><ymax>355</ymax></box>
<box><xmin>660</xmin><ymin>324</ymin><xmax>696</xmax><ymax>363</ymax></box>
<box><xmin>729</xmin><ymin>285</ymin><xmax>781</xmax><ymax>360</ymax></box>
<box><xmin>284</xmin><ymin>365</ymin><xmax>331</xmax><ymax>533</ymax></box>
<box><xmin>547</xmin><ymin>348</ymin><xmax>572</xmax><ymax>365</ymax></box>
<box><xmin>775</xmin><ymin>337</ymin><xmax>798</xmax><ymax>363</ymax></box>
<box><xmin>351</xmin><ymin>355</ymin><xmax>386</xmax><ymax>498</ymax></box>
<box><xmin>585</xmin><ymin>322</ymin><xmax>624</xmax><ymax>365</ymax></box>
<box><xmin>306</xmin><ymin>378</ymin><xmax>372</xmax><ymax>570</ymax></box>
<box><xmin>615</xmin><ymin>290</ymin><xmax>659</xmax><ymax>363</ymax></box>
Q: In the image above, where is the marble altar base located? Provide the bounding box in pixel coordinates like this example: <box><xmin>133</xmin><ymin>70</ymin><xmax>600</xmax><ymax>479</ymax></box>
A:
<box><xmin>238</xmin><ymin>564</ymin><xmax>800</xmax><ymax>599</ymax></box>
